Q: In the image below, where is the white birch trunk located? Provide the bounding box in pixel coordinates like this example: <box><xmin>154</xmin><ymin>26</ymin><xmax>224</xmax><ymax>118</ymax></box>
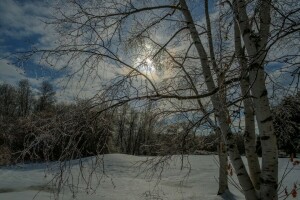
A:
<box><xmin>248</xmin><ymin>54</ymin><xmax>278</xmax><ymax>200</ymax></box>
<box><xmin>241</xmin><ymin>70</ymin><xmax>261</xmax><ymax>191</ymax></box>
<box><xmin>179</xmin><ymin>1</ymin><xmax>257</xmax><ymax>199</ymax></box>
<box><xmin>234</xmin><ymin>21</ymin><xmax>261</xmax><ymax>191</ymax></box>
<box><xmin>234</xmin><ymin>0</ymin><xmax>278</xmax><ymax>199</ymax></box>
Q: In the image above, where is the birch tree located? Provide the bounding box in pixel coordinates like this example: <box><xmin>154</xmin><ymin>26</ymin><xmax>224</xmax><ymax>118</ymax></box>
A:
<box><xmin>234</xmin><ymin>20</ymin><xmax>261</xmax><ymax>191</ymax></box>
<box><xmin>232</xmin><ymin>0</ymin><xmax>299</xmax><ymax>198</ymax></box>
<box><xmin>179</xmin><ymin>1</ymin><xmax>257</xmax><ymax>198</ymax></box>
<box><xmin>232</xmin><ymin>1</ymin><xmax>278</xmax><ymax>198</ymax></box>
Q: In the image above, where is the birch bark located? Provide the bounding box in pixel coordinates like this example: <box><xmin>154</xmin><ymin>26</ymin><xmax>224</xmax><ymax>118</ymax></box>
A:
<box><xmin>234</xmin><ymin>0</ymin><xmax>278</xmax><ymax>199</ymax></box>
<box><xmin>234</xmin><ymin>21</ymin><xmax>261</xmax><ymax>191</ymax></box>
<box><xmin>179</xmin><ymin>1</ymin><xmax>257</xmax><ymax>199</ymax></box>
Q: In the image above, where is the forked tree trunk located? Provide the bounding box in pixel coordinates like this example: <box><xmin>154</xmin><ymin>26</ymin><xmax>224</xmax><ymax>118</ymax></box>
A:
<box><xmin>179</xmin><ymin>1</ymin><xmax>257</xmax><ymax>199</ymax></box>
<box><xmin>248</xmin><ymin>54</ymin><xmax>278</xmax><ymax>200</ymax></box>
<box><xmin>234</xmin><ymin>21</ymin><xmax>261</xmax><ymax>191</ymax></box>
<box><xmin>234</xmin><ymin>0</ymin><xmax>278</xmax><ymax>199</ymax></box>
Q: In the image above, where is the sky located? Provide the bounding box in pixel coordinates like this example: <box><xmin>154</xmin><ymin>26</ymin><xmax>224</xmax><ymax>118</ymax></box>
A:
<box><xmin>0</xmin><ymin>0</ymin><xmax>100</xmax><ymax>101</ymax></box>
<box><xmin>0</xmin><ymin>0</ymin><xmax>181</xmax><ymax>102</ymax></box>
<box><xmin>0</xmin><ymin>0</ymin><xmax>298</xmax><ymax>104</ymax></box>
<box><xmin>0</xmin><ymin>0</ymin><xmax>212</xmax><ymax>94</ymax></box>
<box><xmin>0</xmin><ymin>0</ymin><xmax>60</xmax><ymax>95</ymax></box>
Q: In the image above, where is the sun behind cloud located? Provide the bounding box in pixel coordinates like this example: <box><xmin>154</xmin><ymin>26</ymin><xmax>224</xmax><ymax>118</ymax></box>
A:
<box><xmin>136</xmin><ymin>57</ymin><xmax>156</xmax><ymax>74</ymax></box>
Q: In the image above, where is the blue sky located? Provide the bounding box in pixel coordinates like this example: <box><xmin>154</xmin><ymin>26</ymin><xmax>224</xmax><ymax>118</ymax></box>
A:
<box><xmin>0</xmin><ymin>0</ymin><xmax>63</xmax><ymax>93</ymax></box>
<box><xmin>0</xmin><ymin>0</ymin><xmax>298</xmax><ymax>103</ymax></box>
<box><xmin>0</xmin><ymin>0</ymin><xmax>131</xmax><ymax>101</ymax></box>
<box><xmin>0</xmin><ymin>0</ymin><xmax>252</xmax><ymax>84</ymax></box>
<box><xmin>0</xmin><ymin>0</ymin><xmax>111</xmax><ymax>103</ymax></box>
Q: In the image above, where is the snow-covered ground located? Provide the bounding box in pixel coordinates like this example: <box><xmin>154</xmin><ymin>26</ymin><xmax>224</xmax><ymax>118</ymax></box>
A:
<box><xmin>0</xmin><ymin>154</ymin><xmax>299</xmax><ymax>200</ymax></box>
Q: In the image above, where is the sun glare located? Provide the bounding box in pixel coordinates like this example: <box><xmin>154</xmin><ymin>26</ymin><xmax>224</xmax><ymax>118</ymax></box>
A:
<box><xmin>136</xmin><ymin>57</ymin><xmax>156</xmax><ymax>74</ymax></box>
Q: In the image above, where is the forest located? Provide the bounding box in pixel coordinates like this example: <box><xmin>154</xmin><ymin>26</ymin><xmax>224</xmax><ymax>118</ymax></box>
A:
<box><xmin>0</xmin><ymin>80</ymin><xmax>299</xmax><ymax>164</ymax></box>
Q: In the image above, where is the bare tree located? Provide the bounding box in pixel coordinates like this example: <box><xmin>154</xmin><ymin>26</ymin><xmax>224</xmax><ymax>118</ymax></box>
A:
<box><xmin>273</xmin><ymin>92</ymin><xmax>300</xmax><ymax>158</ymax></box>
<box><xmin>0</xmin><ymin>83</ymin><xmax>17</xmax><ymax>118</ymax></box>
<box><xmin>17</xmin><ymin>79</ymin><xmax>32</xmax><ymax>117</ymax></box>
<box><xmin>36</xmin><ymin>81</ymin><xmax>56</xmax><ymax>112</ymax></box>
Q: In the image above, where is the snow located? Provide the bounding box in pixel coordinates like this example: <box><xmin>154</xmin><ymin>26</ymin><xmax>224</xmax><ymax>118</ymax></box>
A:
<box><xmin>0</xmin><ymin>154</ymin><xmax>299</xmax><ymax>200</ymax></box>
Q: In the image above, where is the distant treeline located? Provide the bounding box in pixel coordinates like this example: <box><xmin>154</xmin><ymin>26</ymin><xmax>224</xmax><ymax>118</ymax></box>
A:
<box><xmin>0</xmin><ymin>80</ymin><xmax>299</xmax><ymax>164</ymax></box>
<box><xmin>0</xmin><ymin>80</ymin><xmax>213</xmax><ymax>163</ymax></box>
<box><xmin>0</xmin><ymin>80</ymin><xmax>56</xmax><ymax>118</ymax></box>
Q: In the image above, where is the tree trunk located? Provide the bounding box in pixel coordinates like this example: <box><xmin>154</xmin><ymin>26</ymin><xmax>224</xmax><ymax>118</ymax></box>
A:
<box><xmin>241</xmin><ymin>72</ymin><xmax>261</xmax><ymax>191</ymax></box>
<box><xmin>234</xmin><ymin>0</ymin><xmax>278</xmax><ymax>199</ymax></box>
<box><xmin>203</xmin><ymin>1</ymin><xmax>229</xmax><ymax>194</ymax></box>
<box><xmin>248</xmin><ymin>62</ymin><xmax>278</xmax><ymax>200</ymax></box>
<box><xmin>179</xmin><ymin>1</ymin><xmax>257</xmax><ymax>199</ymax></box>
<box><xmin>217</xmin><ymin>130</ymin><xmax>228</xmax><ymax>194</ymax></box>
<box><xmin>234</xmin><ymin>21</ymin><xmax>261</xmax><ymax>191</ymax></box>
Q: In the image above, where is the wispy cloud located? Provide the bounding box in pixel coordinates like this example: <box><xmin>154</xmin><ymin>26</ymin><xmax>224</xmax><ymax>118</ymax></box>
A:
<box><xmin>0</xmin><ymin>59</ymin><xmax>42</xmax><ymax>87</ymax></box>
<box><xmin>0</xmin><ymin>59</ymin><xmax>26</xmax><ymax>84</ymax></box>
<box><xmin>0</xmin><ymin>0</ymin><xmax>51</xmax><ymax>39</ymax></box>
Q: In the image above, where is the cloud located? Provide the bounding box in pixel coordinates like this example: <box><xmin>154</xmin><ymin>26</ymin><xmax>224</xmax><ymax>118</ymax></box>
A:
<box><xmin>1</xmin><ymin>0</ymin><xmax>126</xmax><ymax>101</ymax></box>
<box><xmin>0</xmin><ymin>59</ymin><xmax>26</xmax><ymax>84</ymax></box>
<box><xmin>1</xmin><ymin>0</ymin><xmax>297</xmax><ymax>106</ymax></box>
<box><xmin>0</xmin><ymin>59</ymin><xmax>42</xmax><ymax>87</ymax></box>
<box><xmin>0</xmin><ymin>0</ymin><xmax>51</xmax><ymax>39</ymax></box>
<box><xmin>1</xmin><ymin>0</ymin><xmax>199</xmax><ymax>102</ymax></box>
<box><xmin>0</xmin><ymin>0</ymin><xmax>68</xmax><ymax>97</ymax></box>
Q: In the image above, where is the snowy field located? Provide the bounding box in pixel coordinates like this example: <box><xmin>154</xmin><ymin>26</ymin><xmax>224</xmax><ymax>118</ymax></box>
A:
<box><xmin>0</xmin><ymin>154</ymin><xmax>299</xmax><ymax>200</ymax></box>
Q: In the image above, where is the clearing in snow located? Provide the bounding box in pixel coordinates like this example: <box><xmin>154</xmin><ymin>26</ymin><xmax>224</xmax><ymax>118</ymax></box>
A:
<box><xmin>0</xmin><ymin>154</ymin><xmax>299</xmax><ymax>200</ymax></box>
